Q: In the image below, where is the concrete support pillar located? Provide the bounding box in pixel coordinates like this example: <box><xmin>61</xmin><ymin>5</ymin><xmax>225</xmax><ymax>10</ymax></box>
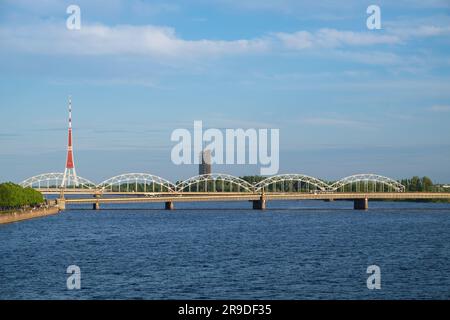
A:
<box><xmin>56</xmin><ymin>198</ymin><xmax>66</xmax><ymax>211</ymax></box>
<box><xmin>165</xmin><ymin>201</ymin><xmax>174</xmax><ymax>210</ymax></box>
<box><xmin>354</xmin><ymin>198</ymin><xmax>369</xmax><ymax>210</ymax></box>
<box><xmin>93</xmin><ymin>194</ymin><xmax>101</xmax><ymax>210</ymax></box>
<box><xmin>253</xmin><ymin>196</ymin><xmax>266</xmax><ymax>210</ymax></box>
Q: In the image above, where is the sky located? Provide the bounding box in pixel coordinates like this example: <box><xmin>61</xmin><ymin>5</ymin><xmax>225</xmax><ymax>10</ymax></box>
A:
<box><xmin>0</xmin><ymin>0</ymin><xmax>450</xmax><ymax>183</ymax></box>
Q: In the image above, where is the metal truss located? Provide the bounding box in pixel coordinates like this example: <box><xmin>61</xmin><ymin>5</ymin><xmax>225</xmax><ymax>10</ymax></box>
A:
<box><xmin>20</xmin><ymin>172</ymin><xmax>96</xmax><ymax>189</ymax></box>
<box><xmin>176</xmin><ymin>173</ymin><xmax>254</xmax><ymax>192</ymax></box>
<box><xmin>97</xmin><ymin>173</ymin><xmax>176</xmax><ymax>192</ymax></box>
<box><xmin>254</xmin><ymin>174</ymin><xmax>329</xmax><ymax>192</ymax></box>
<box><xmin>330</xmin><ymin>174</ymin><xmax>405</xmax><ymax>192</ymax></box>
<box><xmin>21</xmin><ymin>172</ymin><xmax>406</xmax><ymax>194</ymax></box>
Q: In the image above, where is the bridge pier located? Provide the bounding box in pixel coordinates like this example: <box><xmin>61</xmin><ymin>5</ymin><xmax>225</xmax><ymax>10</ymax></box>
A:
<box><xmin>56</xmin><ymin>198</ymin><xmax>66</xmax><ymax>210</ymax></box>
<box><xmin>165</xmin><ymin>201</ymin><xmax>174</xmax><ymax>210</ymax></box>
<box><xmin>93</xmin><ymin>194</ymin><xmax>101</xmax><ymax>210</ymax></box>
<box><xmin>252</xmin><ymin>196</ymin><xmax>266</xmax><ymax>210</ymax></box>
<box><xmin>354</xmin><ymin>198</ymin><xmax>369</xmax><ymax>210</ymax></box>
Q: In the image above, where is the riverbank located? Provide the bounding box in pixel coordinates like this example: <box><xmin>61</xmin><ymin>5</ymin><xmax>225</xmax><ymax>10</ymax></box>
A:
<box><xmin>0</xmin><ymin>206</ymin><xmax>60</xmax><ymax>225</ymax></box>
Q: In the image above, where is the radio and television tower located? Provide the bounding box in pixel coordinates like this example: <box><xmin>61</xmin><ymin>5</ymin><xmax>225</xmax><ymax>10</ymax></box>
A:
<box><xmin>61</xmin><ymin>96</ymin><xmax>79</xmax><ymax>188</ymax></box>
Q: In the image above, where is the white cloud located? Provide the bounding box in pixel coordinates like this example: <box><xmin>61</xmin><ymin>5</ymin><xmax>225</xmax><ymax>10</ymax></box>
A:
<box><xmin>0</xmin><ymin>23</ymin><xmax>271</xmax><ymax>59</ymax></box>
<box><xmin>274</xmin><ymin>31</ymin><xmax>315</xmax><ymax>49</ymax></box>
<box><xmin>0</xmin><ymin>23</ymin><xmax>405</xmax><ymax>59</ymax></box>
<box><xmin>317</xmin><ymin>29</ymin><xmax>401</xmax><ymax>47</ymax></box>
<box><xmin>429</xmin><ymin>105</ymin><xmax>450</xmax><ymax>112</ymax></box>
<box><xmin>275</xmin><ymin>29</ymin><xmax>401</xmax><ymax>49</ymax></box>
<box><xmin>274</xmin><ymin>29</ymin><xmax>401</xmax><ymax>51</ymax></box>
<box><xmin>332</xmin><ymin>50</ymin><xmax>403</xmax><ymax>65</ymax></box>
<box><xmin>389</xmin><ymin>25</ymin><xmax>450</xmax><ymax>38</ymax></box>
<box><xmin>209</xmin><ymin>0</ymin><xmax>450</xmax><ymax>13</ymax></box>
<box><xmin>0</xmin><ymin>20</ymin><xmax>448</xmax><ymax>62</ymax></box>
<box><xmin>415</xmin><ymin>25</ymin><xmax>450</xmax><ymax>37</ymax></box>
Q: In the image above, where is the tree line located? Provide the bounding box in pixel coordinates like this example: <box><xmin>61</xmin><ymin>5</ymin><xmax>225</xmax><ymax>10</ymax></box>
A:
<box><xmin>241</xmin><ymin>175</ymin><xmax>446</xmax><ymax>192</ymax></box>
<box><xmin>0</xmin><ymin>182</ymin><xmax>45</xmax><ymax>211</ymax></box>
<box><xmin>400</xmin><ymin>176</ymin><xmax>437</xmax><ymax>192</ymax></box>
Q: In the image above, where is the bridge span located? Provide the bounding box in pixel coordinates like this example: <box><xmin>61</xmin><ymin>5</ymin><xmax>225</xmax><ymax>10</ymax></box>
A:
<box><xmin>20</xmin><ymin>172</ymin><xmax>450</xmax><ymax>211</ymax></box>
<box><xmin>52</xmin><ymin>192</ymin><xmax>450</xmax><ymax>211</ymax></box>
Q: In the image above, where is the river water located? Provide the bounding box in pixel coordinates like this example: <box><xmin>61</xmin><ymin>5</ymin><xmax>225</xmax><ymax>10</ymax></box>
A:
<box><xmin>1</xmin><ymin>200</ymin><xmax>450</xmax><ymax>300</ymax></box>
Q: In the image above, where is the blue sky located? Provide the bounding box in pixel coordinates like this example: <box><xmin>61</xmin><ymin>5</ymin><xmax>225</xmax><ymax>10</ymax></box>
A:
<box><xmin>1</xmin><ymin>0</ymin><xmax>450</xmax><ymax>183</ymax></box>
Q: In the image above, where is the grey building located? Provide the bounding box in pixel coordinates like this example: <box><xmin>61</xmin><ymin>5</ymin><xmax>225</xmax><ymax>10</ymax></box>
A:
<box><xmin>199</xmin><ymin>150</ymin><xmax>212</xmax><ymax>175</ymax></box>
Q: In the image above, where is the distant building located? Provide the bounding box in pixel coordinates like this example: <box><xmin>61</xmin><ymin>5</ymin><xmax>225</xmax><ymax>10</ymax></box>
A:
<box><xmin>199</xmin><ymin>150</ymin><xmax>212</xmax><ymax>175</ymax></box>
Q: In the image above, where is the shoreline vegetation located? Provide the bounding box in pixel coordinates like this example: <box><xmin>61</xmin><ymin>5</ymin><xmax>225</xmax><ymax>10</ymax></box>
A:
<box><xmin>0</xmin><ymin>183</ymin><xmax>60</xmax><ymax>224</ymax></box>
<box><xmin>0</xmin><ymin>182</ymin><xmax>45</xmax><ymax>212</ymax></box>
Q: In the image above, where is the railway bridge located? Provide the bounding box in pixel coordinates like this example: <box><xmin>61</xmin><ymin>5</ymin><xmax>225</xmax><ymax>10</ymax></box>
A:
<box><xmin>20</xmin><ymin>173</ymin><xmax>450</xmax><ymax>210</ymax></box>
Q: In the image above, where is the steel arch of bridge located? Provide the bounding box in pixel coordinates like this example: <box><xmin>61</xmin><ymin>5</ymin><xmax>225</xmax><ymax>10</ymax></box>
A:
<box><xmin>330</xmin><ymin>174</ymin><xmax>405</xmax><ymax>192</ymax></box>
<box><xmin>20</xmin><ymin>172</ymin><xmax>406</xmax><ymax>194</ymax></box>
<box><xmin>98</xmin><ymin>173</ymin><xmax>176</xmax><ymax>192</ymax></box>
<box><xmin>254</xmin><ymin>174</ymin><xmax>329</xmax><ymax>192</ymax></box>
<box><xmin>176</xmin><ymin>173</ymin><xmax>254</xmax><ymax>193</ymax></box>
<box><xmin>20</xmin><ymin>172</ymin><xmax>96</xmax><ymax>189</ymax></box>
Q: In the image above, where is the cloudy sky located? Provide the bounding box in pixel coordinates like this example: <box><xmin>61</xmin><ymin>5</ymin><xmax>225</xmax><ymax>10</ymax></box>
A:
<box><xmin>1</xmin><ymin>0</ymin><xmax>450</xmax><ymax>183</ymax></box>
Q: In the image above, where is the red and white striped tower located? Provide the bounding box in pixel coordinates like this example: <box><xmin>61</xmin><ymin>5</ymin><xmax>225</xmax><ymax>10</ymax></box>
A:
<box><xmin>61</xmin><ymin>96</ymin><xmax>79</xmax><ymax>188</ymax></box>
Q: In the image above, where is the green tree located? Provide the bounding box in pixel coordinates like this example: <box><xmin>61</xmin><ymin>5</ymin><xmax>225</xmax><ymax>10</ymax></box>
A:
<box><xmin>0</xmin><ymin>182</ymin><xmax>44</xmax><ymax>210</ymax></box>
<box><xmin>421</xmin><ymin>176</ymin><xmax>433</xmax><ymax>192</ymax></box>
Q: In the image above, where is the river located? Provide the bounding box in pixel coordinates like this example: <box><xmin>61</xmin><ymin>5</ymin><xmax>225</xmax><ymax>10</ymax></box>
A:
<box><xmin>1</xmin><ymin>200</ymin><xmax>449</xmax><ymax>299</ymax></box>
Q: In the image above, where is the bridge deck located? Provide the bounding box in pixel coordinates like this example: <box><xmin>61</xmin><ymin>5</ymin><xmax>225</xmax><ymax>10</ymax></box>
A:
<box><xmin>60</xmin><ymin>192</ymin><xmax>450</xmax><ymax>205</ymax></box>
